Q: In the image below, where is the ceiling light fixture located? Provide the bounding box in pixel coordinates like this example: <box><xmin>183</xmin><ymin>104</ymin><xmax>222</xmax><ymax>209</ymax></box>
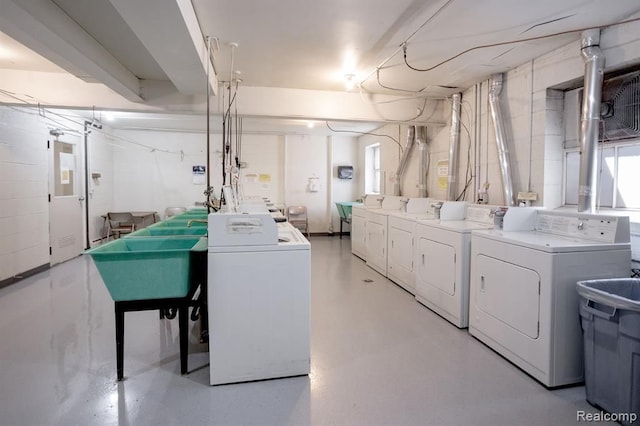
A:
<box><xmin>307</xmin><ymin>121</ymin><xmax>315</xmax><ymax>128</ymax></box>
<box><xmin>344</xmin><ymin>74</ymin><xmax>356</xmax><ymax>91</ymax></box>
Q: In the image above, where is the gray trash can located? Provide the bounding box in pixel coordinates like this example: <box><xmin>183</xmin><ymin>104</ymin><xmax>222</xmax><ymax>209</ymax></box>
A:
<box><xmin>577</xmin><ymin>278</ymin><xmax>640</xmax><ymax>425</ymax></box>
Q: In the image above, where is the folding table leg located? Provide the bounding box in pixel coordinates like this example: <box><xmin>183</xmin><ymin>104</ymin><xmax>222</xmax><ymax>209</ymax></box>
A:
<box><xmin>115</xmin><ymin>304</ymin><xmax>125</xmax><ymax>381</ymax></box>
<box><xmin>179</xmin><ymin>305</ymin><xmax>188</xmax><ymax>374</ymax></box>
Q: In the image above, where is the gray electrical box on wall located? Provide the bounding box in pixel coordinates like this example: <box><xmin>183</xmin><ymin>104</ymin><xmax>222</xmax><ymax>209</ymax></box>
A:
<box><xmin>337</xmin><ymin>166</ymin><xmax>353</xmax><ymax>179</ymax></box>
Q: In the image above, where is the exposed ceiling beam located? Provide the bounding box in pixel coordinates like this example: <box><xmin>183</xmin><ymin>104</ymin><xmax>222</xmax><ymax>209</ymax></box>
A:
<box><xmin>0</xmin><ymin>0</ymin><xmax>143</xmax><ymax>102</ymax></box>
<box><xmin>108</xmin><ymin>0</ymin><xmax>218</xmax><ymax>96</ymax></box>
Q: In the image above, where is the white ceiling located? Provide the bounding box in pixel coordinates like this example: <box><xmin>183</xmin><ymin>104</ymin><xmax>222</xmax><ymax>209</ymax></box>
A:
<box><xmin>1</xmin><ymin>0</ymin><xmax>640</xmax><ymax>133</ymax></box>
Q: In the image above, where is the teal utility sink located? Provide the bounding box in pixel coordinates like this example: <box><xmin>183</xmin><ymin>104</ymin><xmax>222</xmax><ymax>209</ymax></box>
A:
<box><xmin>149</xmin><ymin>219</ymin><xmax>208</xmax><ymax>228</ymax></box>
<box><xmin>168</xmin><ymin>211</ymin><xmax>209</xmax><ymax>220</ymax></box>
<box><xmin>124</xmin><ymin>226</ymin><xmax>207</xmax><ymax>237</ymax></box>
<box><xmin>85</xmin><ymin>237</ymin><xmax>207</xmax><ymax>301</ymax></box>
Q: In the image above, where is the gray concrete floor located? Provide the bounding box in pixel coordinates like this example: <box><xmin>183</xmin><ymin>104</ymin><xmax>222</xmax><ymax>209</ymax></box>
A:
<box><xmin>0</xmin><ymin>236</ymin><xmax>606</xmax><ymax>425</ymax></box>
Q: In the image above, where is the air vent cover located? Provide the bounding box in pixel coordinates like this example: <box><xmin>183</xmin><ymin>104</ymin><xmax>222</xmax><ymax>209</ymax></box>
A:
<box><xmin>599</xmin><ymin>70</ymin><xmax>640</xmax><ymax>142</ymax></box>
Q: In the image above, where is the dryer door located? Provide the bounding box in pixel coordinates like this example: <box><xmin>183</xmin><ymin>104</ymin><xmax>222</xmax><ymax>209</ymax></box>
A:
<box><xmin>475</xmin><ymin>254</ymin><xmax>540</xmax><ymax>339</ymax></box>
<box><xmin>388</xmin><ymin>225</ymin><xmax>414</xmax><ymax>276</ymax></box>
<box><xmin>419</xmin><ymin>238</ymin><xmax>456</xmax><ymax>296</ymax></box>
<box><xmin>366</xmin><ymin>221</ymin><xmax>386</xmax><ymax>274</ymax></box>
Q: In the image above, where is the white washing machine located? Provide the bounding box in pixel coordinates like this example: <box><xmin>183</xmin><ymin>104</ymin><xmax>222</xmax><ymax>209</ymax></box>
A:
<box><xmin>415</xmin><ymin>203</ymin><xmax>496</xmax><ymax>328</ymax></box>
<box><xmin>207</xmin><ymin>213</ymin><xmax>311</xmax><ymax>385</ymax></box>
<box><xmin>469</xmin><ymin>208</ymin><xmax>631</xmax><ymax>387</ymax></box>
<box><xmin>365</xmin><ymin>195</ymin><xmax>404</xmax><ymax>276</ymax></box>
<box><xmin>350</xmin><ymin>205</ymin><xmax>369</xmax><ymax>260</ymax></box>
<box><xmin>386</xmin><ymin>198</ymin><xmax>435</xmax><ymax>294</ymax></box>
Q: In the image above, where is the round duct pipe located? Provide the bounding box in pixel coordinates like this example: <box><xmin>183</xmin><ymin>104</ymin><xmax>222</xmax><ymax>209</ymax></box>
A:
<box><xmin>578</xmin><ymin>29</ymin><xmax>605</xmax><ymax>213</ymax></box>
<box><xmin>488</xmin><ymin>73</ymin><xmax>516</xmax><ymax>206</ymax></box>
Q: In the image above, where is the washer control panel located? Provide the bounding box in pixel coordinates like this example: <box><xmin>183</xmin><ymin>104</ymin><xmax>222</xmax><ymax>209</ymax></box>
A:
<box><xmin>536</xmin><ymin>212</ymin><xmax>629</xmax><ymax>243</ymax></box>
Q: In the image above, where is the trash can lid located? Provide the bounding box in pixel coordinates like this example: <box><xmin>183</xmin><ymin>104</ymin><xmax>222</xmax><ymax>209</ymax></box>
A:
<box><xmin>577</xmin><ymin>278</ymin><xmax>640</xmax><ymax>312</ymax></box>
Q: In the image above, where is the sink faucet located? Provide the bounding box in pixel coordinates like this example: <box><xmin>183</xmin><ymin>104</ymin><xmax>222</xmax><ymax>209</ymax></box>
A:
<box><xmin>187</xmin><ymin>219</ymin><xmax>208</xmax><ymax>228</ymax></box>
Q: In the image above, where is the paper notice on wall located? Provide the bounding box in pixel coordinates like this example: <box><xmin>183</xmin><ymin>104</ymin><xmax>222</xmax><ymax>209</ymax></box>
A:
<box><xmin>192</xmin><ymin>165</ymin><xmax>206</xmax><ymax>185</ymax></box>
<box><xmin>259</xmin><ymin>174</ymin><xmax>271</xmax><ymax>183</ymax></box>
<box><xmin>437</xmin><ymin>160</ymin><xmax>449</xmax><ymax>190</ymax></box>
<box><xmin>60</xmin><ymin>169</ymin><xmax>70</xmax><ymax>184</ymax></box>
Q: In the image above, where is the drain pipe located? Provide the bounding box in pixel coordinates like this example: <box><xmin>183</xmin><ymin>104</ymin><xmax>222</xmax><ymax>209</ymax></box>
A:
<box><xmin>392</xmin><ymin>126</ymin><xmax>416</xmax><ymax>195</ymax></box>
<box><xmin>416</xmin><ymin>126</ymin><xmax>428</xmax><ymax>197</ymax></box>
<box><xmin>578</xmin><ymin>29</ymin><xmax>605</xmax><ymax>213</ymax></box>
<box><xmin>447</xmin><ymin>93</ymin><xmax>462</xmax><ymax>200</ymax></box>
<box><xmin>488</xmin><ymin>73</ymin><xmax>516</xmax><ymax>206</ymax></box>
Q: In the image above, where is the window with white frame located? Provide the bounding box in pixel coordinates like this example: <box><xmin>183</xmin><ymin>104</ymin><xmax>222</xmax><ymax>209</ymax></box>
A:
<box><xmin>365</xmin><ymin>143</ymin><xmax>381</xmax><ymax>194</ymax></box>
<box><xmin>563</xmin><ymin>74</ymin><xmax>640</xmax><ymax>210</ymax></box>
<box><xmin>564</xmin><ymin>141</ymin><xmax>640</xmax><ymax>209</ymax></box>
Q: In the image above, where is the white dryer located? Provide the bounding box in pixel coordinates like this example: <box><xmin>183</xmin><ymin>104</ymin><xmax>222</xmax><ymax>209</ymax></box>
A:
<box><xmin>365</xmin><ymin>195</ymin><xmax>404</xmax><ymax>276</ymax></box>
<box><xmin>469</xmin><ymin>208</ymin><xmax>631</xmax><ymax>387</ymax></box>
<box><xmin>351</xmin><ymin>194</ymin><xmax>383</xmax><ymax>261</ymax></box>
<box><xmin>415</xmin><ymin>204</ymin><xmax>496</xmax><ymax>328</ymax></box>
<box><xmin>386</xmin><ymin>198</ymin><xmax>438</xmax><ymax>294</ymax></box>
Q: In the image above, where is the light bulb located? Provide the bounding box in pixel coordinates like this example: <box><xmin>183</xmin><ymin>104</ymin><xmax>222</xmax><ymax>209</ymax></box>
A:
<box><xmin>344</xmin><ymin>74</ymin><xmax>356</xmax><ymax>91</ymax></box>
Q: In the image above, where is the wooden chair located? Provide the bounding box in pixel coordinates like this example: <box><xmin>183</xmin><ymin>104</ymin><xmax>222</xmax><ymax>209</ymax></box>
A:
<box><xmin>287</xmin><ymin>205</ymin><xmax>309</xmax><ymax>237</ymax></box>
<box><xmin>106</xmin><ymin>212</ymin><xmax>136</xmax><ymax>240</ymax></box>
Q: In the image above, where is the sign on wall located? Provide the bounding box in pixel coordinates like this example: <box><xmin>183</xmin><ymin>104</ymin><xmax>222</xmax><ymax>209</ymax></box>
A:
<box><xmin>437</xmin><ymin>160</ymin><xmax>449</xmax><ymax>190</ymax></box>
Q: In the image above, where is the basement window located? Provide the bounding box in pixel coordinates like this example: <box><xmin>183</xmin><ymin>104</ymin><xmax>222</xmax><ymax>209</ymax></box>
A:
<box><xmin>563</xmin><ymin>70</ymin><xmax>640</xmax><ymax>210</ymax></box>
<box><xmin>365</xmin><ymin>144</ymin><xmax>380</xmax><ymax>194</ymax></box>
<box><xmin>564</xmin><ymin>142</ymin><xmax>640</xmax><ymax>208</ymax></box>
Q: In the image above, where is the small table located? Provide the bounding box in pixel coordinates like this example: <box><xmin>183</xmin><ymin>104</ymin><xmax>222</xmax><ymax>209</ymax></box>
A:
<box><xmin>130</xmin><ymin>211</ymin><xmax>158</xmax><ymax>228</ymax></box>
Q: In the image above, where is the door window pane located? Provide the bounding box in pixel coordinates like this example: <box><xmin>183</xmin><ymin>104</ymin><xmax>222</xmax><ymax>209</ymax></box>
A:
<box><xmin>54</xmin><ymin>141</ymin><xmax>75</xmax><ymax>196</ymax></box>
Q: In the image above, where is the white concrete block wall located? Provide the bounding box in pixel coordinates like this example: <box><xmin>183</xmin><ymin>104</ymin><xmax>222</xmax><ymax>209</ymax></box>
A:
<box><xmin>0</xmin><ymin>106</ymin><xmax>50</xmax><ymax>282</ymax></box>
<box><xmin>458</xmin><ymin>17</ymin><xmax>640</xmax><ymax>209</ymax></box>
<box><xmin>330</xmin><ymin>135</ymin><xmax>359</xmax><ymax>232</ymax></box>
<box><xmin>239</xmin><ymin>134</ymin><xmax>284</xmax><ymax>205</ymax></box>
<box><xmin>426</xmin><ymin>122</ymin><xmax>451</xmax><ymax>201</ymax></box>
<box><xmin>285</xmin><ymin>134</ymin><xmax>328</xmax><ymax>233</ymax></box>
<box><xmin>87</xmin><ymin>127</ymin><xmax>115</xmax><ymax>244</ymax></box>
<box><xmin>111</xmin><ymin>129</ymin><xmax>217</xmax><ymax>218</ymax></box>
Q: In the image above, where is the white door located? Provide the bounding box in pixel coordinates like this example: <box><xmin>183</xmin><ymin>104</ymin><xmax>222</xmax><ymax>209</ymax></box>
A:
<box><xmin>49</xmin><ymin>137</ymin><xmax>85</xmax><ymax>265</ymax></box>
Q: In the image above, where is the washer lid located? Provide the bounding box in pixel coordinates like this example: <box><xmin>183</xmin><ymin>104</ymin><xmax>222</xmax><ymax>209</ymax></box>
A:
<box><xmin>419</xmin><ymin>219</ymin><xmax>494</xmax><ymax>233</ymax></box>
<box><xmin>472</xmin><ymin>229</ymin><xmax>631</xmax><ymax>253</ymax></box>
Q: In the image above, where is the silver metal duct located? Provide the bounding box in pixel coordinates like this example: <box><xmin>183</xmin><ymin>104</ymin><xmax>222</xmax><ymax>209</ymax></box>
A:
<box><xmin>392</xmin><ymin>125</ymin><xmax>416</xmax><ymax>195</ymax></box>
<box><xmin>447</xmin><ymin>93</ymin><xmax>462</xmax><ymax>200</ymax></box>
<box><xmin>578</xmin><ymin>29</ymin><xmax>605</xmax><ymax>213</ymax></box>
<box><xmin>488</xmin><ymin>73</ymin><xmax>516</xmax><ymax>206</ymax></box>
<box><xmin>416</xmin><ymin>126</ymin><xmax>428</xmax><ymax>197</ymax></box>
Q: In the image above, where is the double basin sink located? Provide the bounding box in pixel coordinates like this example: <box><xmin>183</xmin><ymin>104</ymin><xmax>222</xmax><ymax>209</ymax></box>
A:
<box><xmin>86</xmin><ymin>211</ymin><xmax>209</xmax><ymax>301</ymax></box>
